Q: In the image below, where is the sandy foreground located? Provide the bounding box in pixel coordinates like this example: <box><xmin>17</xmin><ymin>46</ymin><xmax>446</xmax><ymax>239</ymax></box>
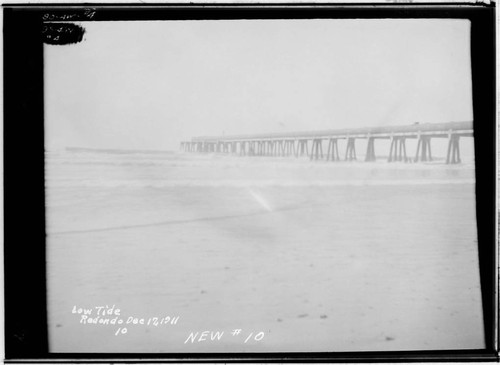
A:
<box><xmin>46</xmin><ymin>152</ymin><xmax>484</xmax><ymax>353</ymax></box>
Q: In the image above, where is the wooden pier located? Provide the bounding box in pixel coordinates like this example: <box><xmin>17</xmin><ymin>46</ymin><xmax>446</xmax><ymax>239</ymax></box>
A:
<box><xmin>180</xmin><ymin>121</ymin><xmax>473</xmax><ymax>164</ymax></box>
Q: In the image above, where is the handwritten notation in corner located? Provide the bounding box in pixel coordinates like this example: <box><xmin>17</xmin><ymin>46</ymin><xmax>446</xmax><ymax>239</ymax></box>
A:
<box><xmin>42</xmin><ymin>23</ymin><xmax>86</xmax><ymax>46</ymax></box>
<box><xmin>42</xmin><ymin>8</ymin><xmax>96</xmax><ymax>22</ymax></box>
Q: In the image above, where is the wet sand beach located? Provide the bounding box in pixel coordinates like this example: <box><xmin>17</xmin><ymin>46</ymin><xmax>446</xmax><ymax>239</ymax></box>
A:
<box><xmin>46</xmin><ymin>151</ymin><xmax>484</xmax><ymax>353</ymax></box>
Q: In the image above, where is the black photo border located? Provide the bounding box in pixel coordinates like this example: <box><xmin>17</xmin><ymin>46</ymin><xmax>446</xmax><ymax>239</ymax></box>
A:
<box><xmin>3</xmin><ymin>3</ymin><xmax>498</xmax><ymax>363</ymax></box>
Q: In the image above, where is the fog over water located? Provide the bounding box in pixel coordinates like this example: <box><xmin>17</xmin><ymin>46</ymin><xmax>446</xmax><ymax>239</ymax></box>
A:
<box><xmin>44</xmin><ymin>19</ymin><xmax>472</xmax><ymax>151</ymax></box>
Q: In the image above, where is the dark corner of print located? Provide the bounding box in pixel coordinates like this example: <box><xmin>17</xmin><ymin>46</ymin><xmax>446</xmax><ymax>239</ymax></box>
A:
<box><xmin>42</xmin><ymin>23</ymin><xmax>86</xmax><ymax>46</ymax></box>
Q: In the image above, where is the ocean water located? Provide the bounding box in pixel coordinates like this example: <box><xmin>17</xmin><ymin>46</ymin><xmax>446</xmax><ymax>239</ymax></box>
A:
<box><xmin>45</xmin><ymin>149</ymin><xmax>484</xmax><ymax>353</ymax></box>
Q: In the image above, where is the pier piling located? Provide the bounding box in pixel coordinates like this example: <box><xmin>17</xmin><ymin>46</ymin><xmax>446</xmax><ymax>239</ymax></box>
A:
<box><xmin>345</xmin><ymin>138</ymin><xmax>357</xmax><ymax>161</ymax></box>
<box><xmin>365</xmin><ymin>137</ymin><xmax>376</xmax><ymax>162</ymax></box>
<box><xmin>415</xmin><ymin>135</ymin><xmax>432</xmax><ymax>162</ymax></box>
<box><xmin>183</xmin><ymin>121</ymin><xmax>472</xmax><ymax>164</ymax></box>
<box><xmin>326</xmin><ymin>138</ymin><xmax>340</xmax><ymax>161</ymax></box>
<box><xmin>446</xmin><ymin>134</ymin><xmax>461</xmax><ymax>164</ymax></box>
<box><xmin>310</xmin><ymin>139</ymin><xmax>324</xmax><ymax>160</ymax></box>
<box><xmin>388</xmin><ymin>137</ymin><xmax>407</xmax><ymax>162</ymax></box>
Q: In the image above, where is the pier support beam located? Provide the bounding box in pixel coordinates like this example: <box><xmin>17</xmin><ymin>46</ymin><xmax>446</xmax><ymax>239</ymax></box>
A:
<box><xmin>310</xmin><ymin>139</ymin><xmax>324</xmax><ymax>160</ymax></box>
<box><xmin>345</xmin><ymin>138</ymin><xmax>357</xmax><ymax>161</ymax></box>
<box><xmin>414</xmin><ymin>135</ymin><xmax>432</xmax><ymax>162</ymax></box>
<box><xmin>446</xmin><ymin>134</ymin><xmax>461</xmax><ymax>164</ymax></box>
<box><xmin>388</xmin><ymin>137</ymin><xmax>408</xmax><ymax>162</ymax></box>
<box><xmin>326</xmin><ymin>138</ymin><xmax>340</xmax><ymax>161</ymax></box>
<box><xmin>256</xmin><ymin>141</ymin><xmax>263</xmax><ymax>156</ymax></box>
<box><xmin>267</xmin><ymin>141</ymin><xmax>274</xmax><ymax>156</ymax></box>
<box><xmin>275</xmin><ymin>141</ymin><xmax>280</xmax><ymax>156</ymax></box>
<box><xmin>284</xmin><ymin>140</ymin><xmax>295</xmax><ymax>157</ymax></box>
<box><xmin>248</xmin><ymin>141</ymin><xmax>256</xmax><ymax>156</ymax></box>
<box><xmin>365</xmin><ymin>137</ymin><xmax>376</xmax><ymax>162</ymax></box>
<box><xmin>284</xmin><ymin>140</ymin><xmax>290</xmax><ymax>156</ymax></box>
<box><xmin>280</xmin><ymin>141</ymin><xmax>285</xmax><ymax>157</ymax></box>
<box><xmin>297</xmin><ymin>140</ymin><xmax>309</xmax><ymax>157</ymax></box>
<box><xmin>274</xmin><ymin>140</ymin><xmax>280</xmax><ymax>156</ymax></box>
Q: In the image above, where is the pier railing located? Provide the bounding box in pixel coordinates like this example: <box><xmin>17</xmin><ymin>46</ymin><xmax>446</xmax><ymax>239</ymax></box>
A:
<box><xmin>181</xmin><ymin>121</ymin><xmax>473</xmax><ymax>164</ymax></box>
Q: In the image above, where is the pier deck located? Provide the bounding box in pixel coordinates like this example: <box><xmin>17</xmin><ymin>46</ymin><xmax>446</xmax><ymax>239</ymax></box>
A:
<box><xmin>181</xmin><ymin>121</ymin><xmax>473</xmax><ymax>164</ymax></box>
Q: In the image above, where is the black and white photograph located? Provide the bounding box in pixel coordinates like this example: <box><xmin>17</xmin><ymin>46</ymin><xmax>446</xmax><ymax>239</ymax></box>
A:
<box><xmin>3</xmin><ymin>3</ymin><xmax>498</xmax><ymax>361</ymax></box>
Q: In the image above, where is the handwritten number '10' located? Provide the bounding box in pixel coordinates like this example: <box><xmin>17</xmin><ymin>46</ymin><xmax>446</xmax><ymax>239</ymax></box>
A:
<box><xmin>115</xmin><ymin>327</ymin><xmax>128</xmax><ymax>336</ymax></box>
<box><xmin>244</xmin><ymin>332</ymin><xmax>265</xmax><ymax>343</ymax></box>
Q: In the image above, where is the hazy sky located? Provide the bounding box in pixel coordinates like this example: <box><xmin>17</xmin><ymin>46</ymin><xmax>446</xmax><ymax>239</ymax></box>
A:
<box><xmin>45</xmin><ymin>19</ymin><xmax>472</xmax><ymax>151</ymax></box>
